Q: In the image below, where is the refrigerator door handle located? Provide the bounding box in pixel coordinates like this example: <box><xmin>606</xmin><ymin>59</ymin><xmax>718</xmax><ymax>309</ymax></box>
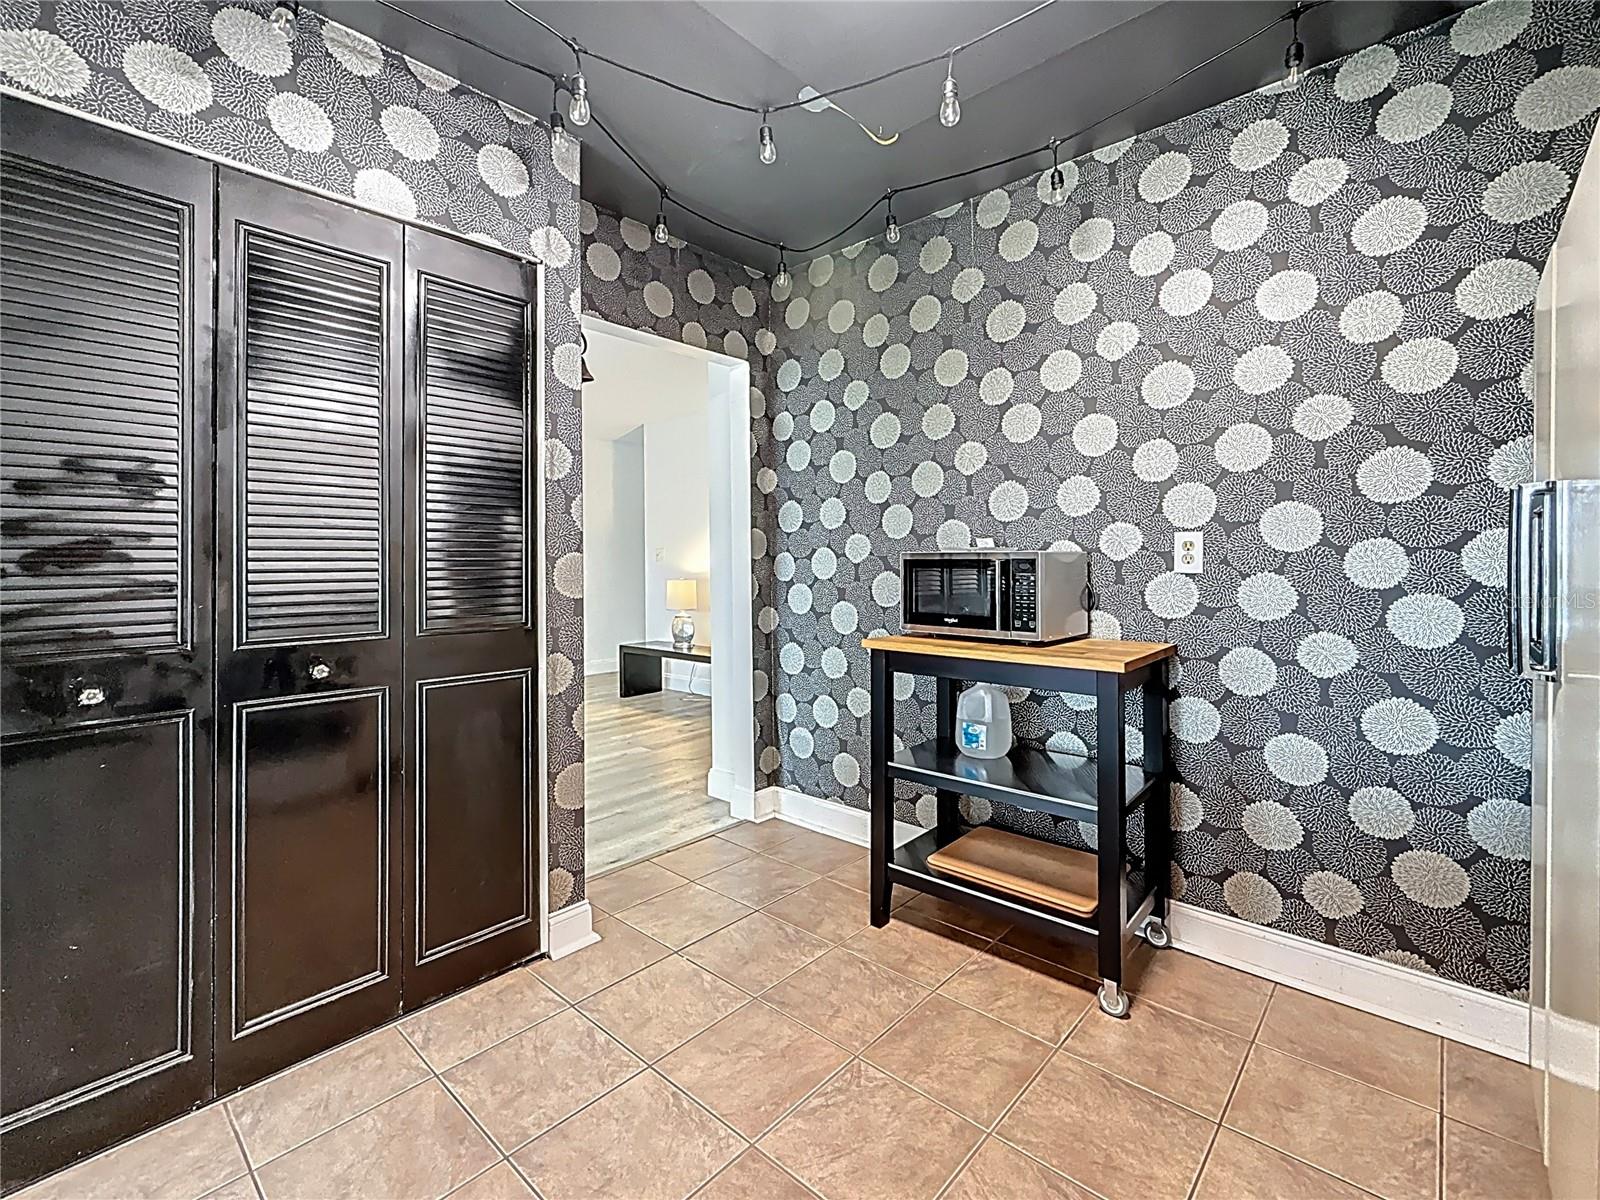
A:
<box><xmin>1519</xmin><ymin>481</ymin><xmax>1561</xmax><ymax>678</ymax></box>
<box><xmin>1509</xmin><ymin>483</ymin><xmax>1532</xmax><ymax>678</ymax></box>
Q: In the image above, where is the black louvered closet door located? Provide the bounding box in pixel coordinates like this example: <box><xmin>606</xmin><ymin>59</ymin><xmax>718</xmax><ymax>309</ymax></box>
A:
<box><xmin>0</xmin><ymin>101</ymin><xmax>215</xmax><ymax>1191</ymax></box>
<box><xmin>400</xmin><ymin>227</ymin><xmax>539</xmax><ymax>1007</ymax></box>
<box><xmin>213</xmin><ymin>170</ymin><xmax>404</xmax><ymax>1091</ymax></box>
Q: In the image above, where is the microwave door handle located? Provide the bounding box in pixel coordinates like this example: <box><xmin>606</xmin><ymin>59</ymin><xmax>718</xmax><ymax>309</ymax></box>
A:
<box><xmin>1508</xmin><ymin>484</ymin><xmax>1529</xmax><ymax>678</ymax></box>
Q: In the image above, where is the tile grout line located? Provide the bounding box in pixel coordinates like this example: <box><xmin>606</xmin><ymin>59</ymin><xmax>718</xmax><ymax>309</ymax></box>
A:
<box><xmin>220</xmin><ymin>1104</ymin><xmax>266</xmax><ymax>1200</ymax></box>
<box><xmin>1185</xmin><ymin>990</ymin><xmax>1263</xmax><ymax>1200</ymax></box>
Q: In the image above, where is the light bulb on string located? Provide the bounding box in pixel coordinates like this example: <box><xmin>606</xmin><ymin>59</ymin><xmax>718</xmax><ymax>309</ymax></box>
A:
<box><xmin>774</xmin><ymin>246</ymin><xmax>790</xmax><ymax>292</ymax></box>
<box><xmin>939</xmin><ymin>53</ymin><xmax>960</xmax><ymax>127</ymax></box>
<box><xmin>1283</xmin><ymin>6</ymin><xmax>1305</xmax><ymax>92</ymax></box>
<box><xmin>1045</xmin><ymin>140</ymin><xmax>1066</xmax><ymax>206</ymax></box>
<box><xmin>269</xmin><ymin>0</ymin><xmax>296</xmax><ymax>37</ymax></box>
<box><xmin>549</xmin><ymin>81</ymin><xmax>575</xmax><ymax>158</ymax></box>
<box><xmin>653</xmin><ymin>190</ymin><xmax>669</xmax><ymax>244</ymax></box>
<box><xmin>759</xmin><ymin>111</ymin><xmax>776</xmax><ymax>165</ymax></box>
<box><xmin>568</xmin><ymin>67</ymin><xmax>591</xmax><ymax>125</ymax></box>
<box><xmin>884</xmin><ymin>194</ymin><xmax>900</xmax><ymax>244</ymax></box>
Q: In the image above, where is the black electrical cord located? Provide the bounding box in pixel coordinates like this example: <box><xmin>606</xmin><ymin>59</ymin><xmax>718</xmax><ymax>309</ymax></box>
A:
<box><xmin>363</xmin><ymin>0</ymin><xmax>1325</xmax><ymax>268</ymax></box>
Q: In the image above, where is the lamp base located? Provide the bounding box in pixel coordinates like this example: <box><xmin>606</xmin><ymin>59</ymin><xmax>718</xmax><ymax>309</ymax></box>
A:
<box><xmin>671</xmin><ymin>612</ymin><xmax>695</xmax><ymax>651</ymax></box>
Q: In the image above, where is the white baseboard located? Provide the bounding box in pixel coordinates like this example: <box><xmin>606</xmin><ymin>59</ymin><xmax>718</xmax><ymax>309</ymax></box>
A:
<box><xmin>766</xmin><ymin>788</ymin><xmax>927</xmax><ymax>850</ymax></box>
<box><xmin>708</xmin><ymin>768</ymin><xmax>757</xmax><ymax>821</ymax></box>
<box><xmin>767</xmin><ymin>788</ymin><xmax>1531</xmax><ymax>1063</ymax></box>
<box><xmin>547</xmin><ymin>901</ymin><xmax>599</xmax><ymax>959</ymax></box>
<box><xmin>584</xmin><ymin>657</ymin><xmax>616</xmax><ymax>676</ymax></box>
<box><xmin>750</xmin><ymin>785</ymin><xmax>783</xmax><ymax>822</ymax></box>
<box><xmin>1169</xmin><ymin>902</ymin><xmax>1529</xmax><ymax>1062</ymax></box>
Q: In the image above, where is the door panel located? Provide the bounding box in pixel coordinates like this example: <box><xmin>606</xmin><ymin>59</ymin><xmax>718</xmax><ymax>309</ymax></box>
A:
<box><xmin>402</xmin><ymin>227</ymin><xmax>539</xmax><ymax>1007</ymax></box>
<box><xmin>215</xmin><ymin>169</ymin><xmax>403</xmax><ymax>1093</ymax></box>
<box><xmin>232</xmin><ymin>691</ymin><xmax>390</xmax><ymax>1033</ymax></box>
<box><xmin>0</xmin><ymin>100</ymin><xmax>214</xmax><ymax>1192</ymax></box>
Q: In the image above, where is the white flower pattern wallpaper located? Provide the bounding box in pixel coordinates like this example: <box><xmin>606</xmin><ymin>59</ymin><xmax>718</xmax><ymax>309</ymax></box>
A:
<box><xmin>0</xmin><ymin>0</ymin><xmax>591</xmax><ymax>907</ymax></box>
<box><xmin>587</xmin><ymin>0</ymin><xmax>1599</xmax><ymax>996</ymax></box>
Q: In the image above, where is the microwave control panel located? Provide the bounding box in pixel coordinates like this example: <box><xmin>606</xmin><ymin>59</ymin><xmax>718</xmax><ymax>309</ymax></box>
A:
<box><xmin>1009</xmin><ymin>559</ymin><xmax>1037</xmax><ymax>633</ymax></box>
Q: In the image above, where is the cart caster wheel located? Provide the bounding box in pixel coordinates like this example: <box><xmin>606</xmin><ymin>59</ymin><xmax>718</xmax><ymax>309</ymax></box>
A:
<box><xmin>1097</xmin><ymin>981</ymin><xmax>1130</xmax><ymax>1019</ymax></box>
<box><xmin>1142</xmin><ymin>916</ymin><xmax>1171</xmax><ymax>949</ymax></box>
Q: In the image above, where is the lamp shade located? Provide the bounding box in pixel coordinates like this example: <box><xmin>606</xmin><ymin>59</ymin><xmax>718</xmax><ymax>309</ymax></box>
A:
<box><xmin>666</xmin><ymin>578</ymin><xmax>698</xmax><ymax>611</ymax></box>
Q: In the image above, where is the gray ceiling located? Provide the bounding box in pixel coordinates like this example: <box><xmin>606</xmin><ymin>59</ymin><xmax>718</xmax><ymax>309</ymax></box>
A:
<box><xmin>334</xmin><ymin>0</ymin><xmax>1468</xmax><ymax>272</ymax></box>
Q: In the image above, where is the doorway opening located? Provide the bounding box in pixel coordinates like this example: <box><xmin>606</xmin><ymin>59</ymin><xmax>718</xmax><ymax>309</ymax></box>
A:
<box><xmin>580</xmin><ymin>318</ymin><xmax>754</xmax><ymax>879</ymax></box>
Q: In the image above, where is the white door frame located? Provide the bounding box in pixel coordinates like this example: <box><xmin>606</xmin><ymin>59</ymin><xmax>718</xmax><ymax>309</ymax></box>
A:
<box><xmin>580</xmin><ymin>315</ymin><xmax>758</xmax><ymax>819</ymax></box>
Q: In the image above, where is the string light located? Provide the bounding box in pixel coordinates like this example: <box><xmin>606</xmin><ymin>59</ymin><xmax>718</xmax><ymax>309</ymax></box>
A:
<box><xmin>1283</xmin><ymin>4</ymin><xmax>1305</xmax><ymax>91</ymax></box>
<box><xmin>549</xmin><ymin>84</ymin><xmax>575</xmax><ymax>157</ymax></box>
<box><xmin>1044</xmin><ymin>139</ymin><xmax>1066</xmax><ymax>205</ymax></box>
<box><xmin>269</xmin><ymin>0</ymin><xmax>296</xmax><ymax>37</ymax></box>
<box><xmin>939</xmin><ymin>53</ymin><xmax>961</xmax><ymax>127</ymax></box>
<box><xmin>568</xmin><ymin>65</ymin><xmax>591</xmax><ymax>125</ymax></box>
<box><xmin>381</xmin><ymin>0</ymin><xmax>1322</xmax><ymax>274</ymax></box>
<box><xmin>884</xmin><ymin>193</ymin><xmax>900</xmax><ymax>244</ymax></box>
<box><xmin>759</xmin><ymin>111</ymin><xmax>776</xmax><ymax>165</ymax></box>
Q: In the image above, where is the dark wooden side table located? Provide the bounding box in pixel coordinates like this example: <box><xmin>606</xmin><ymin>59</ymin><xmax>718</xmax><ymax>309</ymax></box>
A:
<box><xmin>617</xmin><ymin>640</ymin><xmax>711</xmax><ymax>697</ymax></box>
<box><xmin>862</xmin><ymin>633</ymin><xmax>1176</xmax><ymax>1018</ymax></box>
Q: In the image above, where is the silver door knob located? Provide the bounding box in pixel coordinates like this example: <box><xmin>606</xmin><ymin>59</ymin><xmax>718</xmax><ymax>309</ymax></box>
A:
<box><xmin>76</xmin><ymin>685</ymin><xmax>106</xmax><ymax>707</ymax></box>
<box><xmin>309</xmin><ymin>661</ymin><xmax>331</xmax><ymax>681</ymax></box>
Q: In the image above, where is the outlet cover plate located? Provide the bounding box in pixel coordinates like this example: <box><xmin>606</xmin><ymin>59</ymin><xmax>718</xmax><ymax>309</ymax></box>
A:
<box><xmin>1175</xmin><ymin>531</ymin><xmax>1203</xmax><ymax>574</ymax></box>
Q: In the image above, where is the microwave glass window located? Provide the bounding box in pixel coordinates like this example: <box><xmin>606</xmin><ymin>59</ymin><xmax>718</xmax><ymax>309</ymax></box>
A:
<box><xmin>909</xmin><ymin>560</ymin><xmax>996</xmax><ymax>628</ymax></box>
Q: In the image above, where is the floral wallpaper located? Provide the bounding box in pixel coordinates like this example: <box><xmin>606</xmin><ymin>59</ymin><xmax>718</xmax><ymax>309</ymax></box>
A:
<box><xmin>761</xmin><ymin>0</ymin><xmax>1600</xmax><ymax>995</ymax></box>
<box><xmin>0</xmin><ymin>0</ymin><xmax>590</xmax><ymax>907</ymax></box>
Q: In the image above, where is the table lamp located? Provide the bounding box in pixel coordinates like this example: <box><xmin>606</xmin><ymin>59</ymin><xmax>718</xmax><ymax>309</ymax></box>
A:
<box><xmin>667</xmin><ymin>578</ymin><xmax>698</xmax><ymax>650</ymax></box>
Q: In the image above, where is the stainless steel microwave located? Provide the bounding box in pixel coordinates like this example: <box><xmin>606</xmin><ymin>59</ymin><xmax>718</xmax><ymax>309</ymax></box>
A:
<box><xmin>900</xmin><ymin>549</ymin><xmax>1090</xmax><ymax>644</ymax></box>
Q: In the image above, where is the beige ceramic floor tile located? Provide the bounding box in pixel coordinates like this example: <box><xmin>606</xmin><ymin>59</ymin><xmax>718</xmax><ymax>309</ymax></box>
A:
<box><xmin>763</xmin><ymin>878</ymin><xmax>874</xmax><ymax>944</ymax></box>
<box><xmin>658</xmin><ymin>1001</ymin><xmax>850</xmax><ymax>1137</ymax></box>
<box><xmin>529</xmin><ymin>915</ymin><xmax>671</xmax><ymax>1002</ymax></box>
<box><xmin>863</xmin><ymin>993</ymin><xmax>1050</xmax><ymax>1127</ymax></box>
<box><xmin>513</xmin><ymin>1071</ymin><xmax>742</xmax><ymax>1200</ymax></box>
<box><xmin>401</xmin><ymin>970</ymin><xmax>566</xmax><ymax>1071</ymax></box>
<box><xmin>937</xmin><ymin>945</ymin><xmax>1094</xmax><ymax>1044</ymax></box>
<box><xmin>199</xmin><ymin>1179</ymin><xmax>260</xmax><ymax>1200</ymax></box>
<box><xmin>1445</xmin><ymin>1040</ymin><xmax>1542</xmax><ymax>1149</ymax></box>
<box><xmin>1258</xmin><ymin>986</ymin><xmax>1441</xmax><ymax>1108</ymax></box>
<box><xmin>841</xmin><ymin>908</ymin><xmax>988</xmax><ymax>987</ymax></box>
<box><xmin>652</xmin><ymin>837</ymin><xmax>752</xmax><ymax>881</ymax></box>
<box><xmin>692</xmin><ymin>1150</ymin><xmax>815</xmax><ymax>1200</ymax></box>
<box><xmin>996</xmin><ymin>926</ymin><xmax>1100</xmax><ymax>978</ymax></box>
<box><xmin>1065</xmin><ymin>998</ymin><xmax>1250</xmax><ymax>1119</ymax></box>
<box><xmin>1128</xmin><ymin>947</ymin><xmax>1273</xmax><ymax>1039</ymax></box>
<box><xmin>579</xmin><ymin>955</ymin><xmax>749</xmax><ymax>1062</ymax></box>
<box><xmin>998</xmin><ymin>1052</ymin><xmax>1213</xmax><ymax>1200</ymax></box>
<box><xmin>614</xmin><ymin>883</ymin><xmax>754</xmax><ymax>950</ymax></box>
<box><xmin>588</xmin><ymin>861</ymin><xmax>689</xmax><ymax>914</ymax></box>
<box><xmin>442</xmin><ymin>1009</ymin><xmax>642</xmax><ymax>1152</ymax></box>
<box><xmin>228</xmin><ymin>1028</ymin><xmax>431</xmax><ymax>1166</ymax></box>
<box><xmin>18</xmin><ymin>1106</ymin><xmax>249</xmax><ymax>1200</ymax></box>
<box><xmin>1193</xmin><ymin>1129</ymin><xmax>1371</xmax><ymax>1200</ymax></box>
<box><xmin>715</xmin><ymin>821</ymin><xmax>801</xmax><ymax>853</ymax></box>
<box><xmin>1225</xmin><ymin>1044</ymin><xmax>1438</xmax><ymax>1200</ymax></box>
<box><xmin>825</xmin><ymin>856</ymin><xmax>870</xmax><ymax>892</ymax></box>
<box><xmin>446</xmin><ymin>1161</ymin><xmax>537</xmax><ymax>1200</ymax></box>
<box><xmin>681</xmin><ymin>911</ymin><xmax>832</xmax><ymax>995</ymax></box>
<box><xmin>899</xmin><ymin>892</ymin><xmax>1012</xmax><ymax>941</ymax></box>
<box><xmin>943</xmin><ymin>1139</ymin><xmax>1096</xmax><ymax>1200</ymax></box>
<box><xmin>760</xmin><ymin>1060</ymin><xmax>983</xmax><ymax>1200</ymax></box>
<box><xmin>765</xmin><ymin>828</ymin><xmax>866</xmax><ymax>876</ymax></box>
<box><xmin>697</xmin><ymin>854</ymin><xmax>818</xmax><ymax>907</ymax></box>
<box><xmin>256</xmin><ymin>1080</ymin><xmax>496</xmax><ymax>1200</ymax></box>
<box><xmin>762</xmin><ymin>947</ymin><xmax>929</xmax><ymax>1051</ymax></box>
<box><xmin>1444</xmin><ymin>1119</ymin><xmax>1551</xmax><ymax>1200</ymax></box>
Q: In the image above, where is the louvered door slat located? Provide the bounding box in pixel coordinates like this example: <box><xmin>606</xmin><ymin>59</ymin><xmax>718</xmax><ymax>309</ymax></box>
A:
<box><xmin>420</xmin><ymin>279</ymin><xmax>527</xmax><ymax>631</ymax></box>
<box><xmin>241</xmin><ymin>233</ymin><xmax>387</xmax><ymax>644</ymax></box>
<box><xmin>0</xmin><ymin>154</ymin><xmax>188</xmax><ymax>657</ymax></box>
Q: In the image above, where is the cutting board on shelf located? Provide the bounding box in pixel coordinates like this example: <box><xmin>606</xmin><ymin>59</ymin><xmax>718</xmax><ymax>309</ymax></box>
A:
<box><xmin>927</xmin><ymin>826</ymin><xmax>1098</xmax><ymax>918</ymax></box>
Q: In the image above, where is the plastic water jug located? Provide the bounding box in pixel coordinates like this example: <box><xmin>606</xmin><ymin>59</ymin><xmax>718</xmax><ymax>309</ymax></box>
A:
<box><xmin>955</xmin><ymin>683</ymin><xmax>1013</xmax><ymax>760</ymax></box>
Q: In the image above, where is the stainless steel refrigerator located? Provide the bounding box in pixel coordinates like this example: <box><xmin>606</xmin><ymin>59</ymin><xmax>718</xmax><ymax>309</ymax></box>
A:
<box><xmin>1522</xmin><ymin>121</ymin><xmax>1600</xmax><ymax>1199</ymax></box>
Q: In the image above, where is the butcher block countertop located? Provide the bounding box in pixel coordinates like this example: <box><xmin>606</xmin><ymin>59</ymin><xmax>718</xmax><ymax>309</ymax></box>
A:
<box><xmin>860</xmin><ymin>634</ymin><xmax>1176</xmax><ymax>675</ymax></box>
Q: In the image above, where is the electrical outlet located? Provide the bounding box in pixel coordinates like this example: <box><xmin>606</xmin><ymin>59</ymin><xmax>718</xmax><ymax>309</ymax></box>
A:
<box><xmin>1174</xmin><ymin>531</ymin><xmax>1203</xmax><ymax>574</ymax></box>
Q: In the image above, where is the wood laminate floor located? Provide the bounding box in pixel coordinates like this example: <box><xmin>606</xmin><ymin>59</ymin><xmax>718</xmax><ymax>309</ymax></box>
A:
<box><xmin>584</xmin><ymin>671</ymin><xmax>735</xmax><ymax>878</ymax></box>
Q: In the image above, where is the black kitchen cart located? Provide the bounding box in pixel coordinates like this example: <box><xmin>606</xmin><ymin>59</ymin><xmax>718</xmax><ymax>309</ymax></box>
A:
<box><xmin>863</xmin><ymin>634</ymin><xmax>1177</xmax><ymax>1019</ymax></box>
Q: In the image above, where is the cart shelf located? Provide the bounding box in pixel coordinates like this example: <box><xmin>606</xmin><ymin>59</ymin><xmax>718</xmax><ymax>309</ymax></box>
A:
<box><xmin>889</xmin><ymin>741</ymin><xmax>1156</xmax><ymax>822</ymax></box>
